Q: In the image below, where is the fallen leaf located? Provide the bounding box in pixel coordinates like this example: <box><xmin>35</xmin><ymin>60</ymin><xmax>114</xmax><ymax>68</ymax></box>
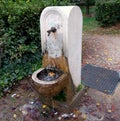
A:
<box><xmin>13</xmin><ymin>114</ymin><xmax>17</xmax><ymax>118</ymax></box>
<box><xmin>16</xmin><ymin>94</ymin><xmax>20</xmax><ymax>98</ymax></box>
<box><xmin>107</xmin><ymin>95</ymin><xmax>112</xmax><ymax>98</ymax></box>
<box><xmin>96</xmin><ymin>102</ymin><xmax>100</xmax><ymax>106</ymax></box>
<box><xmin>42</xmin><ymin>105</ymin><xmax>47</xmax><ymax>109</ymax></box>
<box><xmin>107</xmin><ymin>58</ymin><xmax>112</xmax><ymax>61</ymax></box>
<box><xmin>82</xmin><ymin>114</ymin><xmax>87</xmax><ymax>119</ymax></box>
<box><xmin>108</xmin><ymin>109</ymin><xmax>112</xmax><ymax>113</ymax></box>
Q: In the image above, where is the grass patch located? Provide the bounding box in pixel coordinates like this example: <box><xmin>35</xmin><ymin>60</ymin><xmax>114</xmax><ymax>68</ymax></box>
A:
<box><xmin>83</xmin><ymin>16</ymin><xmax>99</xmax><ymax>32</ymax></box>
<box><xmin>83</xmin><ymin>16</ymin><xmax>120</xmax><ymax>34</ymax></box>
<box><xmin>81</xmin><ymin>6</ymin><xmax>120</xmax><ymax>34</ymax></box>
<box><xmin>80</xmin><ymin>6</ymin><xmax>95</xmax><ymax>15</ymax></box>
<box><xmin>76</xmin><ymin>84</ymin><xmax>84</xmax><ymax>92</ymax></box>
<box><xmin>80</xmin><ymin>6</ymin><xmax>99</xmax><ymax>32</ymax></box>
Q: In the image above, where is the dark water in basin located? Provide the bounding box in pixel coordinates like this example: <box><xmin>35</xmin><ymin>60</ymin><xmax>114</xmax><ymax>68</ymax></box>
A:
<box><xmin>37</xmin><ymin>67</ymin><xmax>63</xmax><ymax>81</ymax></box>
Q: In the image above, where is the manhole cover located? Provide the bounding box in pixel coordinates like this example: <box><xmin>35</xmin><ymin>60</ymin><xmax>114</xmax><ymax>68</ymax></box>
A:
<box><xmin>82</xmin><ymin>64</ymin><xmax>120</xmax><ymax>94</ymax></box>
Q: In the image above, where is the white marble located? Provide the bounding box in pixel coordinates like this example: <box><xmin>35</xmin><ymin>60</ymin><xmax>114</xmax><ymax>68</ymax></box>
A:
<box><xmin>40</xmin><ymin>6</ymin><xmax>83</xmax><ymax>87</ymax></box>
<box><xmin>44</xmin><ymin>27</ymin><xmax>63</xmax><ymax>58</ymax></box>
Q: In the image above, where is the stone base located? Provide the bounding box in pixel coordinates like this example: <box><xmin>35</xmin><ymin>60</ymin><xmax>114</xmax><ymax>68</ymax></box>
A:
<box><xmin>32</xmin><ymin>74</ymin><xmax>74</xmax><ymax>100</ymax></box>
<box><xmin>38</xmin><ymin>85</ymin><xmax>88</xmax><ymax>113</ymax></box>
<box><xmin>29</xmin><ymin>75</ymin><xmax>88</xmax><ymax>112</ymax></box>
<box><xmin>30</xmin><ymin>52</ymin><xmax>85</xmax><ymax>112</ymax></box>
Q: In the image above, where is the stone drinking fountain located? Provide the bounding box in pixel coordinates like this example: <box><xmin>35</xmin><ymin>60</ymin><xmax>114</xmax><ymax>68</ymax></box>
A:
<box><xmin>31</xmin><ymin>6</ymin><xmax>85</xmax><ymax>111</ymax></box>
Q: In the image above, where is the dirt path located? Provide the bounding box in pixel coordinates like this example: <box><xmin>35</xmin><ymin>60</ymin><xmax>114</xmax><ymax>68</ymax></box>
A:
<box><xmin>82</xmin><ymin>34</ymin><xmax>120</xmax><ymax>71</ymax></box>
<box><xmin>0</xmin><ymin>34</ymin><xmax>120</xmax><ymax>121</ymax></box>
<box><xmin>82</xmin><ymin>34</ymin><xmax>120</xmax><ymax>121</ymax></box>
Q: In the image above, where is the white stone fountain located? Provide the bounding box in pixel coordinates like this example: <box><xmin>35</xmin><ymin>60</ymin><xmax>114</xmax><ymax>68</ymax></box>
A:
<box><xmin>40</xmin><ymin>6</ymin><xmax>83</xmax><ymax>87</ymax></box>
<box><xmin>31</xmin><ymin>6</ymin><xmax>85</xmax><ymax>111</ymax></box>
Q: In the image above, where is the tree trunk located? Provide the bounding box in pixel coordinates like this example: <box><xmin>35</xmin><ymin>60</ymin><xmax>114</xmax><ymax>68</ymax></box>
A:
<box><xmin>86</xmin><ymin>5</ymin><xmax>90</xmax><ymax>15</ymax></box>
<box><xmin>86</xmin><ymin>0</ymin><xmax>90</xmax><ymax>15</ymax></box>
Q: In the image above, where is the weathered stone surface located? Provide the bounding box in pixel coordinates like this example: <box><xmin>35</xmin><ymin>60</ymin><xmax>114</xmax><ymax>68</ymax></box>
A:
<box><xmin>40</xmin><ymin>6</ymin><xmax>83</xmax><ymax>87</ymax></box>
<box><xmin>31</xmin><ymin>70</ymin><xmax>68</xmax><ymax>97</ymax></box>
<box><xmin>42</xmin><ymin>54</ymin><xmax>69</xmax><ymax>73</ymax></box>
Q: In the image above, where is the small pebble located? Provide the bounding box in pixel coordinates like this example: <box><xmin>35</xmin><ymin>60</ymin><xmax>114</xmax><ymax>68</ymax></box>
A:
<box><xmin>29</xmin><ymin>101</ymin><xmax>34</xmax><ymax>104</ymax></box>
<box><xmin>54</xmin><ymin>112</ymin><xmax>58</xmax><ymax>115</ymax></box>
<box><xmin>70</xmin><ymin>113</ymin><xmax>74</xmax><ymax>116</ymax></box>
<box><xmin>22</xmin><ymin>110</ymin><xmax>28</xmax><ymax>115</ymax></box>
<box><xmin>58</xmin><ymin>116</ymin><xmax>62</xmax><ymax>120</ymax></box>
<box><xmin>11</xmin><ymin>93</ymin><xmax>16</xmax><ymax>98</ymax></box>
<box><xmin>61</xmin><ymin>113</ymin><xmax>69</xmax><ymax>118</ymax></box>
<box><xmin>73</xmin><ymin>114</ymin><xmax>76</xmax><ymax>118</ymax></box>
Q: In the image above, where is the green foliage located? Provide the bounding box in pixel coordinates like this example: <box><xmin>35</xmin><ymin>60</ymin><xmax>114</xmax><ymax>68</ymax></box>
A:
<box><xmin>76</xmin><ymin>84</ymin><xmax>83</xmax><ymax>92</ymax></box>
<box><xmin>0</xmin><ymin>1</ymin><xmax>43</xmax><ymax>96</ymax></box>
<box><xmin>0</xmin><ymin>0</ymin><xmax>73</xmax><ymax>97</ymax></box>
<box><xmin>71</xmin><ymin>0</ymin><xmax>95</xmax><ymax>6</ymax></box>
<box><xmin>41</xmin><ymin>0</ymin><xmax>72</xmax><ymax>6</ymax></box>
<box><xmin>85</xmin><ymin>0</ymin><xmax>95</xmax><ymax>6</ymax></box>
<box><xmin>83</xmin><ymin>16</ymin><xmax>98</xmax><ymax>32</ymax></box>
<box><xmin>95</xmin><ymin>0</ymin><xmax>120</xmax><ymax>26</ymax></box>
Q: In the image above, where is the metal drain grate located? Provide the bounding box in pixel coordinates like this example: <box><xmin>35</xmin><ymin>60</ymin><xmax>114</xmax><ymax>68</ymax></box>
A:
<box><xmin>82</xmin><ymin>64</ymin><xmax>120</xmax><ymax>94</ymax></box>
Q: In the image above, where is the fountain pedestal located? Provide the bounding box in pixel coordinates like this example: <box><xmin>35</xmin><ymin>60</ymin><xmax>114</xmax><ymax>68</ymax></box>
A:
<box><xmin>31</xmin><ymin>6</ymin><xmax>85</xmax><ymax>111</ymax></box>
<box><xmin>31</xmin><ymin>49</ymin><xmax>75</xmax><ymax>106</ymax></box>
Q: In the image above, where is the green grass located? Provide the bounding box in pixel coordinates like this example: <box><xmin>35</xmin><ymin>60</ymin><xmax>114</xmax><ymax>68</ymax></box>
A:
<box><xmin>83</xmin><ymin>16</ymin><xmax>120</xmax><ymax>34</ymax></box>
<box><xmin>83</xmin><ymin>16</ymin><xmax>99</xmax><ymax>32</ymax></box>
<box><xmin>81</xmin><ymin>6</ymin><xmax>120</xmax><ymax>34</ymax></box>
<box><xmin>80</xmin><ymin>6</ymin><xmax>99</xmax><ymax>32</ymax></box>
<box><xmin>80</xmin><ymin>6</ymin><xmax>95</xmax><ymax>15</ymax></box>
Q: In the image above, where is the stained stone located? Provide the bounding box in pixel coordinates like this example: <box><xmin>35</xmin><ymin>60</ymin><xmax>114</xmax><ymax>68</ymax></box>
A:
<box><xmin>40</xmin><ymin>6</ymin><xmax>83</xmax><ymax>87</ymax></box>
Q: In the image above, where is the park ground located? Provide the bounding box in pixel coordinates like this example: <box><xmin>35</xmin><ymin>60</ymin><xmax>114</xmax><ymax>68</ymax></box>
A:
<box><xmin>0</xmin><ymin>25</ymin><xmax>120</xmax><ymax>121</ymax></box>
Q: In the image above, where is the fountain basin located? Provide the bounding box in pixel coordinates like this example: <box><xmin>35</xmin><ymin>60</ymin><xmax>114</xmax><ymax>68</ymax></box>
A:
<box><xmin>31</xmin><ymin>68</ymin><xmax>68</xmax><ymax>97</ymax></box>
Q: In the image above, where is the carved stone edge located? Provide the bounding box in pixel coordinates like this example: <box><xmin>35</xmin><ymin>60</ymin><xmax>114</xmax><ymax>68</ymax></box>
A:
<box><xmin>28</xmin><ymin>76</ymin><xmax>89</xmax><ymax>113</ymax></box>
<box><xmin>47</xmin><ymin>86</ymin><xmax>89</xmax><ymax>113</ymax></box>
<box><xmin>68</xmin><ymin>86</ymin><xmax>89</xmax><ymax>112</ymax></box>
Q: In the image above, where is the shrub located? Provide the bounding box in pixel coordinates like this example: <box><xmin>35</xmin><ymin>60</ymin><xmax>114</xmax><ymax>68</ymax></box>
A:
<box><xmin>0</xmin><ymin>0</ymin><xmax>73</xmax><ymax>97</ymax></box>
<box><xmin>41</xmin><ymin>0</ymin><xmax>72</xmax><ymax>6</ymax></box>
<box><xmin>0</xmin><ymin>1</ymin><xmax>43</xmax><ymax>96</ymax></box>
<box><xmin>95</xmin><ymin>0</ymin><xmax>120</xmax><ymax>26</ymax></box>
<box><xmin>71</xmin><ymin>0</ymin><xmax>95</xmax><ymax>6</ymax></box>
<box><xmin>85</xmin><ymin>0</ymin><xmax>95</xmax><ymax>6</ymax></box>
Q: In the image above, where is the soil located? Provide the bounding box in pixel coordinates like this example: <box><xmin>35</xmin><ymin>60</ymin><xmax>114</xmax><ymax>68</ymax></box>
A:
<box><xmin>0</xmin><ymin>33</ymin><xmax>120</xmax><ymax>121</ymax></box>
